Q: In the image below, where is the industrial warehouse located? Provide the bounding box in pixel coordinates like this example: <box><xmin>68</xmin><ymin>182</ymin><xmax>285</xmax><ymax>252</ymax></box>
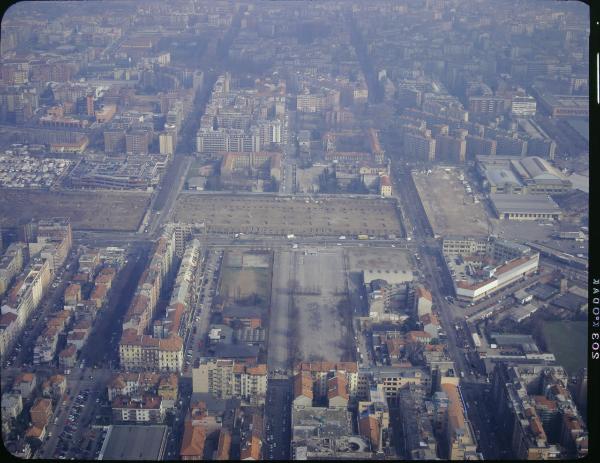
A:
<box><xmin>443</xmin><ymin>237</ymin><xmax>540</xmax><ymax>302</ymax></box>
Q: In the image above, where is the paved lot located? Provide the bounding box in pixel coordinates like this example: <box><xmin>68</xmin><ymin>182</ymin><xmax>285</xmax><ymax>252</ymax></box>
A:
<box><xmin>268</xmin><ymin>247</ymin><xmax>355</xmax><ymax>371</ymax></box>
<box><xmin>290</xmin><ymin>249</ymin><xmax>352</xmax><ymax>364</ymax></box>
<box><xmin>0</xmin><ymin>188</ymin><xmax>150</xmax><ymax>231</ymax></box>
<box><xmin>491</xmin><ymin>219</ymin><xmax>558</xmax><ymax>242</ymax></box>
<box><xmin>172</xmin><ymin>193</ymin><xmax>402</xmax><ymax>237</ymax></box>
<box><xmin>412</xmin><ymin>168</ymin><xmax>490</xmax><ymax>236</ymax></box>
<box><xmin>346</xmin><ymin>246</ymin><xmax>413</xmax><ymax>282</ymax></box>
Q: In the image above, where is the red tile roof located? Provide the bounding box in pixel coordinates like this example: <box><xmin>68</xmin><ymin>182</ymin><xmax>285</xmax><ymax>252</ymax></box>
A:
<box><xmin>180</xmin><ymin>420</ymin><xmax>206</xmax><ymax>458</ymax></box>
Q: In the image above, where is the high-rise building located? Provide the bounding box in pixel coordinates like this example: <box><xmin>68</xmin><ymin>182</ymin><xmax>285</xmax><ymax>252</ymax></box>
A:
<box><xmin>159</xmin><ymin>132</ymin><xmax>175</xmax><ymax>156</ymax></box>
<box><xmin>104</xmin><ymin>125</ymin><xmax>127</xmax><ymax>154</ymax></box>
<box><xmin>126</xmin><ymin>130</ymin><xmax>151</xmax><ymax>155</ymax></box>
<box><xmin>404</xmin><ymin>130</ymin><xmax>436</xmax><ymax>162</ymax></box>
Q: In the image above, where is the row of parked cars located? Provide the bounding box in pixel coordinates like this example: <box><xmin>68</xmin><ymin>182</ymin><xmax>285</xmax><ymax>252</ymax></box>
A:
<box><xmin>54</xmin><ymin>389</ymin><xmax>90</xmax><ymax>459</ymax></box>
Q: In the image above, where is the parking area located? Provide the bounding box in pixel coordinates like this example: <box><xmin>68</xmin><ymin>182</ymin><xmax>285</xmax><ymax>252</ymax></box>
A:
<box><xmin>412</xmin><ymin>168</ymin><xmax>491</xmax><ymax>236</ymax></box>
<box><xmin>269</xmin><ymin>248</ymin><xmax>355</xmax><ymax>371</ymax></box>
<box><xmin>41</xmin><ymin>367</ymin><xmax>113</xmax><ymax>460</ymax></box>
<box><xmin>0</xmin><ymin>188</ymin><xmax>150</xmax><ymax>231</ymax></box>
<box><xmin>172</xmin><ymin>194</ymin><xmax>402</xmax><ymax>237</ymax></box>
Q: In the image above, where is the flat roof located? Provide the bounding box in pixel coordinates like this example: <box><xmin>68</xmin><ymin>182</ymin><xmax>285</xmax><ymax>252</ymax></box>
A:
<box><xmin>551</xmin><ymin>293</ymin><xmax>587</xmax><ymax>310</ymax></box>
<box><xmin>490</xmin><ymin>333</ymin><xmax>537</xmax><ymax>347</ymax></box>
<box><xmin>490</xmin><ymin>194</ymin><xmax>561</xmax><ymax>214</ymax></box>
<box><xmin>484</xmin><ymin>167</ymin><xmax>521</xmax><ymax>187</ymax></box>
<box><xmin>528</xmin><ymin>283</ymin><xmax>560</xmax><ymax>300</ymax></box>
<box><xmin>100</xmin><ymin>425</ymin><xmax>168</xmax><ymax>461</ymax></box>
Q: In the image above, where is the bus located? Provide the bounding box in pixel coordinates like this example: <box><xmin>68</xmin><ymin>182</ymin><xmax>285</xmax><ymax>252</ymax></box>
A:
<box><xmin>358</xmin><ymin>234</ymin><xmax>369</xmax><ymax>240</ymax></box>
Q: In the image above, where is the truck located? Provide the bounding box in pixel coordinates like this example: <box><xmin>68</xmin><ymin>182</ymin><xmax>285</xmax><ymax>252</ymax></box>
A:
<box><xmin>472</xmin><ymin>333</ymin><xmax>482</xmax><ymax>348</ymax></box>
<box><xmin>358</xmin><ymin>234</ymin><xmax>369</xmax><ymax>240</ymax></box>
<box><xmin>339</xmin><ymin>235</ymin><xmax>346</xmax><ymax>240</ymax></box>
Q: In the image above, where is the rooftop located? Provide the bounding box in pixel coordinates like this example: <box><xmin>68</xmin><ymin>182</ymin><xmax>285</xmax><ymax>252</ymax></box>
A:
<box><xmin>100</xmin><ymin>425</ymin><xmax>168</xmax><ymax>461</ymax></box>
<box><xmin>490</xmin><ymin>193</ymin><xmax>561</xmax><ymax>214</ymax></box>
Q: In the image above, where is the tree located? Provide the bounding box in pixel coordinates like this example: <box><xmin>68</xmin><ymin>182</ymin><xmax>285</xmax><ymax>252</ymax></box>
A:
<box><xmin>347</xmin><ymin>178</ymin><xmax>369</xmax><ymax>194</ymax></box>
<box><xmin>266</xmin><ymin>176</ymin><xmax>279</xmax><ymax>192</ymax></box>
<box><xmin>318</xmin><ymin>168</ymin><xmax>338</xmax><ymax>193</ymax></box>
<box><xmin>205</xmin><ymin>175</ymin><xmax>222</xmax><ymax>191</ymax></box>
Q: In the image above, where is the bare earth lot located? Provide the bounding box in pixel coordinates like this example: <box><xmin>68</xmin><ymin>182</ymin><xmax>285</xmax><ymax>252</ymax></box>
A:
<box><xmin>412</xmin><ymin>169</ymin><xmax>490</xmax><ymax>236</ymax></box>
<box><xmin>172</xmin><ymin>193</ymin><xmax>402</xmax><ymax>237</ymax></box>
<box><xmin>0</xmin><ymin>188</ymin><xmax>150</xmax><ymax>231</ymax></box>
<box><xmin>347</xmin><ymin>247</ymin><xmax>412</xmax><ymax>273</ymax></box>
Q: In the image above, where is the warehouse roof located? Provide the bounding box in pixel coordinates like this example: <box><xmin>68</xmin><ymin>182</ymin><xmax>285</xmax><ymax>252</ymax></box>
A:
<box><xmin>100</xmin><ymin>425</ymin><xmax>168</xmax><ymax>461</ymax></box>
<box><xmin>490</xmin><ymin>193</ymin><xmax>561</xmax><ymax>214</ymax></box>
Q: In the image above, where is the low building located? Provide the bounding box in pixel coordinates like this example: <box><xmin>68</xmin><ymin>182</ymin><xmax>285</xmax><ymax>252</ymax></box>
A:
<box><xmin>441</xmin><ymin>383</ymin><xmax>480</xmax><ymax>459</ymax></box>
<box><xmin>490</xmin><ymin>194</ymin><xmax>562</xmax><ymax>221</ymax></box>
<box><xmin>379</xmin><ymin>175</ymin><xmax>392</xmax><ymax>197</ymax></box>
<box><xmin>111</xmin><ymin>394</ymin><xmax>166</xmax><ymax>423</ymax></box>
<box><xmin>180</xmin><ymin>419</ymin><xmax>207</xmax><ymax>460</ymax></box>
<box><xmin>13</xmin><ymin>372</ymin><xmax>36</xmax><ymax>399</ymax></box>
<box><xmin>42</xmin><ymin>374</ymin><xmax>67</xmax><ymax>400</ymax></box>
<box><xmin>58</xmin><ymin>343</ymin><xmax>77</xmax><ymax>369</ymax></box>
<box><xmin>99</xmin><ymin>425</ymin><xmax>169</xmax><ymax>461</ymax></box>
<box><xmin>296</xmin><ymin>362</ymin><xmax>359</xmax><ymax>401</ymax></box>
<box><xmin>215</xmin><ymin>428</ymin><xmax>232</xmax><ymax>460</ymax></box>
<box><xmin>291</xmin><ymin>406</ymin><xmax>371</xmax><ymax>460</ymax></box>
<box><xmin>30</xmin><ymin>397</ymin><xmax>53</xmax><ymax>429</ymax></box>
<box><xmin>293</xmin><ymin>372</ymin><xmax>314</xmax><ymax>408</ymax></box>
<box><xmin>455</xmin><ymin>253</ymin><xmax>540</xmax><ymax>302</ymax></box>
<box><xmin>477</xmin><ymin>156</ymin><xmax>571</xmax><ymax>195</ymax></box>
<box><xmin>192</xmin><ymin>359</ymin><xmax>268</xmax><ymax>404</ymax></box>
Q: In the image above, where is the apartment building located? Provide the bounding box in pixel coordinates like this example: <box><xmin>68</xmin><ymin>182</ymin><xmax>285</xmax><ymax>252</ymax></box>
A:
<box><xmin>111</xmin><ymin>394</ymin><xmax>166</xmax><ymax>423</ymax></box>
<box><xmin>119</xmin><ymin>332</ymin><xmax>184</xmax><ymax>372</ymax></box>
<box><xmin>191</xmin><ymin>359</ymin><xmax>268</xmax><ymax>404</ymax></box>
<box><xmin>28</xmin><ymin>218</ymin><xmax>72</xmax><ymax>271</ymax></box>
<box><xmin>0</xmin><ymin>257</ymin><xmax>52</xmax><ymax>360</ymax></box>
<box><xmin>403</xmin><ymin>130</ymin><xmax>436</xmax><ymax>162</ymax></box>
<box><xmin>0</xmin><ymin>243</ymin><xmax>26</xmax><ymax>296</ymax></box>
<box><xmin>357</xmin><ymin>366</ymin><xmax>430</xmax><ymax>404</ymax></box>
<box><xmin>491</xmin><ymin>363</ymin><xmax>585</xmax><ymax>459</ymax></box>
<box><xmin>296</xmin><ymin>362</ymin><xmax>359</xmax><ymax>401</ymax></box>
<box><xmin>441</xmin><ymin>382</ymin><xmax>480</xmax><ymax>459</ymax></box>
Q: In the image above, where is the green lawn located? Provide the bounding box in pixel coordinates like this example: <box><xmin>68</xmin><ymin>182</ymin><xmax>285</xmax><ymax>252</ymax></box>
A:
<box><xmin>541</xmin><ymin>321</ymin><xmax>587</xmax><ymax>375</ymax></box>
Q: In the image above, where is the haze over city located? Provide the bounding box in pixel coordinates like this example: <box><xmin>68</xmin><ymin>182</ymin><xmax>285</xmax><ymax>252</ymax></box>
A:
<box><xmin>0</xmin><ymin>0</ymin><xmax>591</xmax><ymax>460</ymax></box>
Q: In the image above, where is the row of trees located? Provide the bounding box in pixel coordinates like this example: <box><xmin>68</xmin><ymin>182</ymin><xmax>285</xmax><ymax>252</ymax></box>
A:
<box><xmin>318</xmin><ymin>167</ymin><xmax>370</xmax><ymax>194</ymax></box>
